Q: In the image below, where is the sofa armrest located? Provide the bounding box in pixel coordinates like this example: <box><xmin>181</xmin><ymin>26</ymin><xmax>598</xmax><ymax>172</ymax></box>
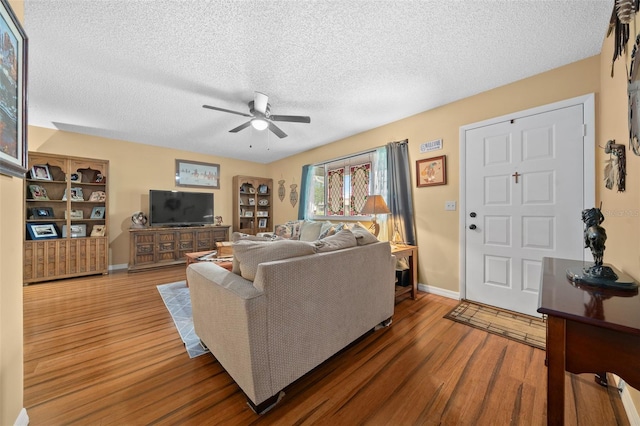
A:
<box><xmin>187</xmin><ymin>262</ymin><xmax>272</xmax><ymax>404</ymax></box>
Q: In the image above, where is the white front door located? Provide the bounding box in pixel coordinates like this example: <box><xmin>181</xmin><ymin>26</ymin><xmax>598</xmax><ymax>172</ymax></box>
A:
<box><xmin>464</xmin><ymin>103</ymin><xmax>589</xmax><ymax>317</ymax></box>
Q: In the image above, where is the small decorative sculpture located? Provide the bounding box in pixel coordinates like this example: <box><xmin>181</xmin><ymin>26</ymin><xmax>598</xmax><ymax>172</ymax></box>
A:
<box><xmin>131</xmin><ymin>211</ymin><xmax>148</xmax><ymax>228</ymax></box>
<box><xmin>567</xmin><ymin>206</ymin><xmax>637</xmax><ymax>289</ymax></box>
<box><xmin>215</xmin><ymin>215</ymin><xmax>223</xmax><ymax>226</ymax></box>
<box><xmin>581</xmin><ymin>207</ymin><xmax>617</xmax><ymax>280</ymax></box>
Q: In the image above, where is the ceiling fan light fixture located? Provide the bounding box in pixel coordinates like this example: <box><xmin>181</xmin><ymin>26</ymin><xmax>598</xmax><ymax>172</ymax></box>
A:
<box><xmin>251</xmin><ymin>118</ymin><xmax>268</xmax><ymax>131</ymax></box>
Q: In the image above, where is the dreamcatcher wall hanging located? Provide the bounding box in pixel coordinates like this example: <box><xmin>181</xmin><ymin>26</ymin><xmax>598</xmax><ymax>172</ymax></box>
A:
<box><xmin>604</xmin><ymin>139</ymin><xmax>626</xmax><ymax>192</ymax></box>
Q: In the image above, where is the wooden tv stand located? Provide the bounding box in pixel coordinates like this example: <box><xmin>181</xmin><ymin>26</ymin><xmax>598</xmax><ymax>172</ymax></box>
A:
<box><xmin>128</xmin><ymin>225</ymin><xmax>230</xmax><ymax>272</ymax></box>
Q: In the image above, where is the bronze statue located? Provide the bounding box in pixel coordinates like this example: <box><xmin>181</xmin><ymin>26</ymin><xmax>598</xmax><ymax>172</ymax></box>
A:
<box><xmin>581</xmin><ymin>207</ymin><xmax>617</xmax><ymax>280</ymax></box>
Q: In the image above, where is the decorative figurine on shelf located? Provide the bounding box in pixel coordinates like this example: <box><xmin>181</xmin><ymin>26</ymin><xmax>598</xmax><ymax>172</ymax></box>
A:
<box><xmin>567</xmin><ymin>206</ymin><xmax>637</xmax><ymax>289</ymax></box>
<box><xmin>131</xmin><ymin>211</ymin><xmax>148</xmax><ymax>228</ymax></box>
<box><xmin>215</xmin><ymin>216</ymin><xmax>223</xmax><ymax>226</ymax></box>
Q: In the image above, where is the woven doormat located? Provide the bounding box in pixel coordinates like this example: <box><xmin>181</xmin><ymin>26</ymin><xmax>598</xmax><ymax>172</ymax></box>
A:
<box><xmin>444</xmin><ymin>300</ymin><xmax>546</xmax><ymax>350</ymax></box>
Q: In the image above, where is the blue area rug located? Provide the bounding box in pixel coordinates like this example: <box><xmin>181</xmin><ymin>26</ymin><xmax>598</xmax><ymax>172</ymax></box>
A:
<box><xmin>157</xmin><ymin>281</ymin><xmax>209</xmax><ymax>358</ymax></box>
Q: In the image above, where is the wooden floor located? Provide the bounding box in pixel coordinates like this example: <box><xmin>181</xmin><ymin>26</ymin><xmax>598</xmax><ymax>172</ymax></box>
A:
<box><xmin>23</xmin><ymin>266</ymin><xmax>629</xmax><ymax>425</ymax></box>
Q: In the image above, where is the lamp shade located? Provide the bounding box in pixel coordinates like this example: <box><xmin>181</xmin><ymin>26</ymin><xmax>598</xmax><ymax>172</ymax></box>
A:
<box><xmin>361</xmin><ymin>195</ymin><xmax>390</xmax><ymax>215</ymax></box>
<box><xmin>251</xmin><ymin>118</ymin><xmax>268</xmax><ymax>131</ymax></box>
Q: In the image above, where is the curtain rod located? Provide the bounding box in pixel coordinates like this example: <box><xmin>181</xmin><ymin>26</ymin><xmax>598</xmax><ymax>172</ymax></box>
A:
<box><xmin>308</xmin><ymin>145</ymin><xmax>384</xmax><ymax>168</ymax></box>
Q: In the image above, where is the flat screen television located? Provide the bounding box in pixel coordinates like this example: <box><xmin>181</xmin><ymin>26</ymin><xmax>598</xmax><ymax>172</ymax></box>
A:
<box><xmin>149</xmin><ymin>190</ymin><xmax>214</xmax><ymax>227</ymax></box>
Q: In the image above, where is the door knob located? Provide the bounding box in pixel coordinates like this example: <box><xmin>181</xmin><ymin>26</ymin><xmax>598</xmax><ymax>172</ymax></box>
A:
<box><xmin>469</xmin><ymin>224</ymin><xmax>477</xmax><ymax>230</ymax></box>
<box><xmin>470</xmin><ymin>212</ymin><xmax>477</xmax><ymax>218</ymax></box>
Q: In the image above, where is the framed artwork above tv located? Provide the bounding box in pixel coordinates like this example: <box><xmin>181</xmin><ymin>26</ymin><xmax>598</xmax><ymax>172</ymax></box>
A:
<box><xmin>175</xmin><ymin>159</ymin><xmax>220</xmax><ymax>189</ymax></box>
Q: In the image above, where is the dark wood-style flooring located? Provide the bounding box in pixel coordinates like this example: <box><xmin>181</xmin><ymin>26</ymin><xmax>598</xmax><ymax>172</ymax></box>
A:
<box><xmin>23</xmin><ymin>266</ymin><xmax>629</xmax><ymax>425</ymax></box>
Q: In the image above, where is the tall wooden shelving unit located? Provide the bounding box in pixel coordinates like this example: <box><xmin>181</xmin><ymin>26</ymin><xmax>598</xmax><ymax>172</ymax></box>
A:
<box><xmin>24</xmin><ymin>152</ymin><xmax>109</xmax><ymax>284</ymax></box>
<box><xmin>233</xmin><ymin>175</ymin><xmax>273</xmax><ymax>235</ymax></box>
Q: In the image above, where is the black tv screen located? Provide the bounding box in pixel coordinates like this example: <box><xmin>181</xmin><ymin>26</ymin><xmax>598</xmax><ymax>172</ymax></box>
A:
<box><xmin>149</xmin><ymin>190</ymin><xmax>214</xmax><ymax>227</ymax></box>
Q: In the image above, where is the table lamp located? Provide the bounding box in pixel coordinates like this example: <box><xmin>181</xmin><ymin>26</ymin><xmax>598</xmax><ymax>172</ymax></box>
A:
<box><xmin>360</xmin><ymin>195</ymin><xmax>390</xmax><ymax>237</ymax></box>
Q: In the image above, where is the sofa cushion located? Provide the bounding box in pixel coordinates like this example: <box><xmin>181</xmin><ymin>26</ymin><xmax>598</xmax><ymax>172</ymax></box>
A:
<box><xmin>351</xmin><ymin>222</ymin><xmax>380</xmax><ymax>245</ymax></box>
<box><xmin>231</xmin><ymin>232</ymin><xmax>283</xmax><ymax>274</ymax></box>
<box><xmin>314</xmin><ymin>229</ymin><xmax>358</xmax><ymax>253</ymax></box>
<box><xmin>233</xmin><ymin>239</ymin><xmax>316</xmax><ymax>281</ymax></box>
<box><xmin>299</xmin><ymin>220</ymin><xmax>325</xmax><ymax>241</ymax></box>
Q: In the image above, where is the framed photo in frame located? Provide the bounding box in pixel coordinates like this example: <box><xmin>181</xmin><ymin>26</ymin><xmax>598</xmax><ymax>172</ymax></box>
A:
<box><xmin>26</xmin><ymin>223</ymin><xmax>58</xmax><ymax>240</ymax></box>
<box><xmin>90</xmin><ymin>225</ymin><xmax>106</xmax><ymax>236</ymax></box>
<box><xmin>30</xmin><ymin>164</ymin><xmax>52</xmax><ymax>180</ymax></box>
<box><xmin>62</xmin><ymin>224</ymin><xmax>86</xmax><ymax>238</ymax></box>
<box><xmin>0</xmin><ymin>0</ymin><xmax>27</xmax><ymax>178</ymax></box>
<box><xmin>89</xmin><ymin>190</ymin><xmax>106</xmax><ymax>201</ymax></box>
<box><xmin>416</xmin><ymin>155</ymin><xmax>446</xmax><ymax>187</ymax></box>
<box><xmin>258</xmin><ymin>218</ymin><xmax>267</xmax><ymax>228</ymax></box>
<box><xmin>90</xmin><ymin>206</ymin><xmax>105</xmax><ymax>219</ymax></box>
<box><xmin>175</xmin><ymin>159</ymin><xmax>220</xmax><ymax>189</ymax></box>
<box><xmin>28</xmin><ymin>184</ymin><xmax>49</xmax><ymax>200</ymax></box>
<box><xmin>63</xmin><ymin>187</ymin><xmax>84</xmax><ymax>201</ymax></box>
<box><xmin>29</xmin><ymin>207</ymin><xmax>54</xmax><ymax>219</ymax></box>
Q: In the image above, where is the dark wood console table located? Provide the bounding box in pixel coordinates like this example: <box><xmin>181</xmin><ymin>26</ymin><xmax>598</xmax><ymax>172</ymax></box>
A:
<box><xmin>537</xmin><ymin>257</ymin><xmax>640</xmax><ymax>426</ymax></box>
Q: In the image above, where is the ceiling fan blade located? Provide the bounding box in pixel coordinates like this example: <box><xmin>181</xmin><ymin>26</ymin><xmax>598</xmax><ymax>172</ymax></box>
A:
<box><xmin>254</xmin><ymin>92</ymin><xmax>268</xmax><ymax>114</ymax></box>
<box><xmin>203</xmin><ymin>104</ymin><xmax>252</xmax><ymax>117</ymax></box>
<box><xmin>229</xmin><ymin>121</ymin><xmax>252</xmax><ymax>133</ymax></box>
<box><xmin>270</xmin><ymin>114</ymin><xmax>311</xmax><ymax>123</ymax></box>
<box><xmin>268</xmin><ymin>122</ymin><xmax>288</xmax><ymax>138</ymax></box>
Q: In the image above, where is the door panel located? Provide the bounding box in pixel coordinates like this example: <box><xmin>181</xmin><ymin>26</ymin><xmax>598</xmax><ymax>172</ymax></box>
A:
<box><xmin>465</xmin><ymin>105</ymin><xmax>585</xmax><ymax>316</ymax></box>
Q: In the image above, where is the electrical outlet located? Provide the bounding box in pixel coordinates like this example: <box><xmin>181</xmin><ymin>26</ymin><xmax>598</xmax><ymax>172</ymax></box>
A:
<box><xmin>445</xmin><ymin>201</ymin><xmax>456</xmax><ymax>211</ymax></box>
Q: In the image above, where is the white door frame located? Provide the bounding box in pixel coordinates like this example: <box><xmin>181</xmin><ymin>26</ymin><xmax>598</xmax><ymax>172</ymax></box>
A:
<box><xmin>458</xmin><ymin>93</ymin><xmax>596</xmax><ymax>300</ymax></box>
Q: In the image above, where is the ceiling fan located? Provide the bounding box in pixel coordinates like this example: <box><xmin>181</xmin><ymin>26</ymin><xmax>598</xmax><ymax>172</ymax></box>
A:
<box><xmin>202</xmin><ymin>92</ymin><xmax>310</xmax><ymax>138</ymax></box>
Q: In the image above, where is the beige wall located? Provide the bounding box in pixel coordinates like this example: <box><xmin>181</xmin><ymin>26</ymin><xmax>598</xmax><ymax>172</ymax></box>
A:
<box><xmin>267</xmin><ymin>55</ymin><xmax>601</xmax><ymax>293</ymax></box>
<box><xmin>1</xmin><ymin>1</ymin><xmax>25</xmax><ymax>424</ymax></box>
<box><xmin>598</xmin><ymin>16</ymin><xmax>640</xmax><ymax>413</ymax></box>
<box><xmin>29</xmin><ymin>127</ymin><xmax>268</xmax><ymax>267</ymax></box>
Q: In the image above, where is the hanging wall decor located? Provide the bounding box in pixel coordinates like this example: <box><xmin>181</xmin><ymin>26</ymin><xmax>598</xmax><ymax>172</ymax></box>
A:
<box><xmin>628</xmin><ymin>33</ymin><xmax>640</xmax><ymax>155</ymax></box>
<box><xmin>603</xmin><ymin>139</ymin><xmax>626</xmax><ymax>192</ymax></box>
<box><xmin>290</xmin><ymin>183</ymin><xmax>298</xmax><ymax>207</ymax></box>
<box><xmin>606</xmin><ymin>0</ymin><xmax>639</xmax><ymax>76</ymax></box>
<box><xmin>278</xmin><ymin>179</ymin><xmax>286</xmax><ymax>202</ymax></box>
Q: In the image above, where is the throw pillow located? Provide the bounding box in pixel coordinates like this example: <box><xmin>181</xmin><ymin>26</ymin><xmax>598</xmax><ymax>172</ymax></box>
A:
<box><xmin>318</xmin><ymin>221</ymin><xmax>336</xmax><ymax>239</ymax></box>
<box><xmin>274</xmin><ymin>224</ymin><xmax>293</xmax><ymax>239</ymax></box>
<box><xmin>286</xmin><ymin>220</ymin><xmax>304</xmax><ymax>240</ymax></box>
<box><xmin>351</xmin><ymin>222</ymin><xmax>380</xmax><ymax>245</ymax></box>
<box><xmin>314</xmin><ymin>229</ymin><xmax>357</xmax><ymax>253</ymax></box>
<box><xmin>299</xmin><ymin>220</ymin><xmax>324</xmax><ymax>241</ymax></box>
<box><xmin>233</xmin><ymin>239</ymin><xmax>316</xmax><ymax>281</ymax></box>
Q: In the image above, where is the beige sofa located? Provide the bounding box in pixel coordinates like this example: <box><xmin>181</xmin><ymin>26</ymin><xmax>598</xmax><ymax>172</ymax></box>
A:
<box><xmin>187</xmin><ymin>231</ymin><xmax>395</xmax><ymax>413</ymax></box>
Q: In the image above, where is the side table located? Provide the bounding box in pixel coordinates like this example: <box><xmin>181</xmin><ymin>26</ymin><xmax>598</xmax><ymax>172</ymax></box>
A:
<box><xmin>391</xmin><ymin>244</ymin><xmax>418</xmax><ymax>302</ymax></box>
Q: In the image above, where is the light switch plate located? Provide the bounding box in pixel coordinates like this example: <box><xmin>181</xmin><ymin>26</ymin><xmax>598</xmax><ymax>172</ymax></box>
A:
<box><xmin>445</xmin><ymin>201</ymin><xmax>456</xmax><ymax>211</ymax></box>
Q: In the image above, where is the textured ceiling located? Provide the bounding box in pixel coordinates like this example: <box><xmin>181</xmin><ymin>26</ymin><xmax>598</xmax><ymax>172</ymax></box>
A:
<box><xmin>24</xmin><ymin>0</ymin><xmax>612</xmax><ymax>164</ymax></box>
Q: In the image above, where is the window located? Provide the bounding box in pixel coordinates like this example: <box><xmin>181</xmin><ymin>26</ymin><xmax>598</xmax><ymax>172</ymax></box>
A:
<box><xmin>304</xmin><ymin>148</ymin><xmax>387</xmax><ymax>220</ymax></box>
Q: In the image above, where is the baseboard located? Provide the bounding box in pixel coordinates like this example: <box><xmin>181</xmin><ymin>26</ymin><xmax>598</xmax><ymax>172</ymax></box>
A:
<box><xmin>418</xmin><ymin>283</ymin><xmax>459</xmax><ymax>300</ymax></box>
<box><xmin>613</xmin><ymin>376</ymin><xmax>640</xmax><ymax>425</ymax></box>
<box><xmin>14</xmin><ymin>408</ymin><xmax>29</xmax><ymax>426</ymax></box>
<box><xmin>109</xmin><ymin>263</ymin><xmax>128</xmax><ymax>271</ymax></box>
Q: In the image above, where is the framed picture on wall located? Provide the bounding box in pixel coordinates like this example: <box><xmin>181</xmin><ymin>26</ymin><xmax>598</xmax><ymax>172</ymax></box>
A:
<box><xmin>416</xmin><ymin>155</ymin><xmax>446</xmax><ymax>187</ymax></box>
<box><xmin>0</xmin><ymin>0</ymin><xmax>27</xmax><ymax>178</ymax></box>
<box><xmin>175</xmin><ymin>159</ymin><xmax>220</xmax><ymax>189</ymax></box>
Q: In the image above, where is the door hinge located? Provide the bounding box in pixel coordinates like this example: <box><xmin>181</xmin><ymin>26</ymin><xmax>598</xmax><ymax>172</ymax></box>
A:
<box><xmin>582</xmin><ymin>123</ymin><xmax>587</xmax><ymax>137</ymax></box>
